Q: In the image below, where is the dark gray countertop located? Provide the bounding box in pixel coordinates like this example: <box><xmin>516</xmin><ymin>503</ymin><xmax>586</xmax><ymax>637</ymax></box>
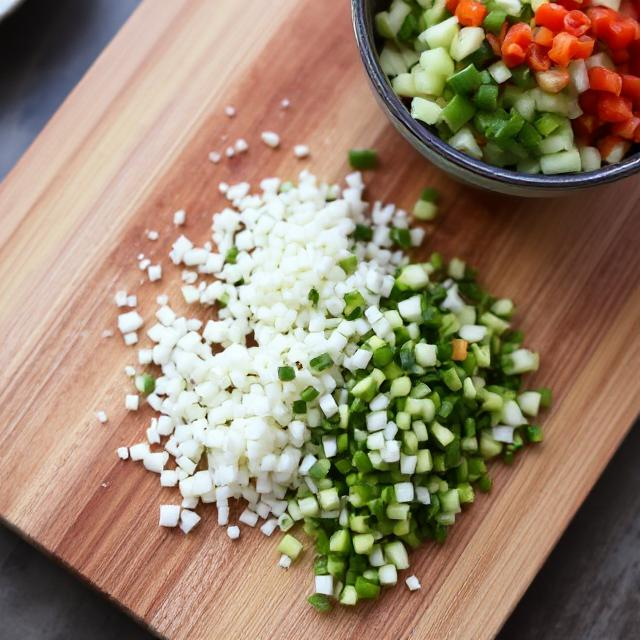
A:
<box><xmin>1</xmin><ymin>2</ymin><xmax>638</xmax><ymax>638</ymax></box>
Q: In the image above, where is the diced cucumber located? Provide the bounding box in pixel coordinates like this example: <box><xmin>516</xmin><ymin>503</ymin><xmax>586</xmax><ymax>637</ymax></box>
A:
<box><xmin>383</xmin><ymin>540</ymin><xmax>409</xmax><ymax>570</ymax></box>
<box><xmin>418</xmin><ymin>16</ymin><xmax>460</xmax><ymax>49</ymax></box>
<box><xmin>494</xmin><ymin>0</ymin><xmax>523</xmax><ymax>16</ymax></box>
<box><xmin>400</xmin><ymin>46</ymin><xmax>421</xmax><ymax>69</ymax></box>
<box><xmin>375</xmin><ymin>12</ymin><xmax>395</xmax><ymax>39</ymax></box>
<box><xmin>513</xmin><ymin>93</ymin><xmax>536</xmax><ymax>122</ymax></box>
<box><xmin>413</xmin><ymin>67</ymin><xmax>446</xmax><ymax>96</ymax></box>
<box><xmin>392</xmin><ymin>73</ymin><xmax>420</xmax><ymax>98</ymax></box>
<box><xmin>419</xmin><ymin>47</ymin><xmax>455</xmax><ymax>78</ymax></box>
<box><xmin>424</xmin><ymin>0</ymin><xmax>447</xmax><ymax>28</ymax></box>
<box><xmin>578</xmin><ymin>146</ymin><xmax>602</xmax><ymax>172</ymax></box>
<box><xmin>450</xmin><ymin>27</ymin><xmax>485</xmax><ymax>62</ymax></box>
<box><xmin>516</xmin><ymin>158</ymin><xmax>541</xmax><ymax>174</ymax></box>
<box><xmin>539</xmin><ymin>123</ymin><xmax>574</xmax><ymax>155</ymax></box>
<box><xmin>380</xmin><ymin>44</ymin><xmax>408</xmax><ymax>77</ymax></box>
<box><xmin>540</xmin><ymin>148</ymin><xmax>582</xmax><ymax>174</ymax></box>
<box><xmin>448</xmin><ymin>126</ymin><xmax>483</xmax><ymax>160</ymax></box>
<box><xmin>375</xmin><ymin>0</ymin><xmax>412</xmax><ymax>38</ymax></box>
<box><xmin>488</xmin><ymin>61</ymin><xmax>512</xmax><ymax>84</ymax></box>
<box><xmin>411</xmin><ymin>97</ymin><xmax>443</xmax><ymax>125</ymax></box>
<box><xmin>531</xmin><ymin>88</ymin><xmax>571</xmax><ymax>116</ymax></box>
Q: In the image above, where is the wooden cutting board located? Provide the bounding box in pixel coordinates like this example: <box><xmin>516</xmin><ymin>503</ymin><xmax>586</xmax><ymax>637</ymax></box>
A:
<box><xmin>0</xmin><ymin>1</ymin><xmax>638</xmax><ymax>638</ymax></box>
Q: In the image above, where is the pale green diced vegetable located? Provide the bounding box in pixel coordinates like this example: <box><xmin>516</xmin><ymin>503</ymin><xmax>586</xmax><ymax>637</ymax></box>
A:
<box><xmin>411</xmin><ymin>97</ymin><xmax>443</xmax><ymax>125</ymax></box>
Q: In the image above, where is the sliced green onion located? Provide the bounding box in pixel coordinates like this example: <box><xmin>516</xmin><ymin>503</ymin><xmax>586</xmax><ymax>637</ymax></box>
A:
<box><xmin>310</xmin><ymin>353</ymin><xmax>334</xmax><ymax>371</ymax></box>
<box><xmin>278</xmin><ymin>366</ymin><xmax>296</xmax><ymax>381</ymax></box>
<box><xmin>225</xmin><ymin>246</ymin><xmax>238</xmax><ymax>264</ymax></box>
<box><xmin>135</xmin><ymin>373</ymin><xmax>155</xmax><ymax>395</ymax></box>
<box><xmin>348</xmin><ymin>149</ymin><xmax>378</xmax><ymax>170</ymax></box>
<box><xmin>308</xmin><ymin>288</ymin><xmax>320</xmax><ymax>306</ymax></box>
<box><xmin>307</xmin><ymin>593</ymin><xmax>332</xmax><ymax>612</ymax></box>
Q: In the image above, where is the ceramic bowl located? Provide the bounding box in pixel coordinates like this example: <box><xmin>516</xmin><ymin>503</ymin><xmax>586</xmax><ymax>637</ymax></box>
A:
<box><xmin>352</xmin><ymin>0</ymin><xmax>640</xmax><ymax>196</ymax></box>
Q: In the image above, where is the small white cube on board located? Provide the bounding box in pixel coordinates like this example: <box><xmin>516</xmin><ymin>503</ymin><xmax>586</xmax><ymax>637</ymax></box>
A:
<box><xmin>159</xmin><ymin>505</ymin><xmax>181</xmax><ymax>527</ymax></box>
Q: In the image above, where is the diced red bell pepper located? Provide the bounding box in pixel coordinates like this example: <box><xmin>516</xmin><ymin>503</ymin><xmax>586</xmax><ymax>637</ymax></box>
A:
<box><xmin>555</xmin><ymin>0</ymin><xmax>587</xmax><ymax>10</ymax></box>
<box><xmin>611</xmin><ymin>116</ymin><xmax>640</xmax><ymax>139</ymax></box>
<box><xmin>548</xmin><ymin>32</ymin><xmax>577</xmax><ymax>65</ymax></box>
<box><xmin>503</xmin><ymin>43</ymin><xmax>527</xmax><ymax>67</ymax></box>
<box><xmin>446</xmin><ymin>0</ymin><xmax>461</xmax><ymax>12</ymax></box>
<box><xmin>502</xmin><ymin>23</ymin><xmax>533</xmax><ymax>67</ymax></box>
<box><xmin>597</xmin><ymin>94</ymin><xmax>634</xmax><ymax>122</ymax></box>
<box><xmin>571</xmin><ymin>36</ymin><xmax>595</xmax><ymax>59</ymax></box>
<box><xmin>588</xmin><ymin>67</ymin><xmax>623</xmax><ymax>95</ymax></box>
<box><xmin>527</xmin><ymin>43</ymin><xmax>552</xmax><ymax>71</ymax></box>
<box><xmin>535</xmin><ymin>3</ymin><xmax>569</xmax><ymax>31</ymax></box>
<box><xmin>455</xmin><ymin>0</ymin><xmax>487</xmax><ymax>26</ymax></box>
<box><xmin>486</xmin><ymin>33</ymin><xmax>502</xmax><ymax>56</ymax></box>
<box><xmin>533</xmin><ymin>26</ymin><xmax>555</xmax><ymax>47</ymax></box>
<box><xmin>564</xmin><ymin>10</ymin><xmax>591</xmax><ymax>36</ymax></box>
<box><xmin>630</xmin><ymin>41</ymin><xmax>640</xmax><ymax>75</ymax></box>
<box><xmin>579</xmin><ymin>90</ymin><xmax>601</xmax><ymax>115</ymax></box>
<box><xmin>588</xmin><ymin>7</ymin><xmax>640</xmax><ymax>49</ymax></box>
<box><xmin>621</xmin><ymin>74</ymin><xmax>640</xmax><ymax>104</ymax></box>
<box><xmin>610</xmin><ymin>48</ymin><xmax>631</xmax><ymax>64</ymax></box>
<box><xmin>619</xmin><ymin>0</ymin><xmax>639</xmax><ymax>20</ymax></box>
<box><xmin>499</xmin><ymin>20</ymin><xmax>508</xmax><ymax>44</ymax></box>
<box><xmin>573</xmin><ymin>114</ymin><xmax>600</xmax><ymax>140</ymax></box>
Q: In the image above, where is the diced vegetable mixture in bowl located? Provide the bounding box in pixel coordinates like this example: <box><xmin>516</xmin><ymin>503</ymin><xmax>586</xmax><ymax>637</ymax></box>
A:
<box><xmin>376</xmin><ymin>0</ymin><xmax>640</xmax><ymax>174</ymax></box>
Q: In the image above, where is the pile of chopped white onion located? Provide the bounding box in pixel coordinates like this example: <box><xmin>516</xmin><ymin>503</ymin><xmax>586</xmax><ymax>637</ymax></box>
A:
<box><xmin>116</xmin><ymin>170</ymin><xmax>425</xmax><ymax>536</ymax></box>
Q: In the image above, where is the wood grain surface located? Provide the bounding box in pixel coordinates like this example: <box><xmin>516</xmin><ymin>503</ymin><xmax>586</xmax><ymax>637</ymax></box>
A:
<box><xmin>0</xmin><ymin>1</ymin><xmax>638</xmax><ymax>639</ymax></box>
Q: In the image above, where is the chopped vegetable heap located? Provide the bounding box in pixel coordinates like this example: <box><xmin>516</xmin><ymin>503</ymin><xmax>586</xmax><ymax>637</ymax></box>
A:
<box><xmin>116</xmin><ymin>167</ymin><xmax>549</xmax><ymax>610</ymax></box>
<box><xmin>378</xmin><ymin>0</ymin><xmax>640</xmax><ymax>173</ymax></box>
<box><xmin>285</xmin><ymin>246</ymin><xmax>549</xmax><ymax>611</ymax></box>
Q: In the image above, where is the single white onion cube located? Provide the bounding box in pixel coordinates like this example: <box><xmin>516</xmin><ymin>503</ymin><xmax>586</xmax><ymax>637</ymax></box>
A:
<box><xmin>160</xmin><ymin>470</ymin><xmax>178</xmax><ymax>487</ymax></box>
<box><xmin>492</xmin><ymin>426</ymin><xmax>514</xmax><ymax>443</ymax></box>
<box><xmin>416</xmin><ymin>486</ymin><xmax>431</xmax><ymax>505</ymax></box>
<box><xmin>117</xmin><ymin>311</ymin><xmax>143</xmax><ymax>334</ymax></box>
<box><xmin>459</xmin><ymin>324</ymin><xmax>487</xmax><ymax>343</ymax></box>
<box><xmin>400</xmin><ymin>454</ymin><xmax>417</xmax><ymax>475</ymax></box>
<box><xmin>366</xmin><ymin>411</ymin><xmax>387</xmax><ymax>432</ymax></box>
<box><xmin>322</xmin><ymin>435</ymin><xmax>337</xmax><ymax>458</ymax></box>
<box><xmin>394</xmin><ymin>482</ymin><xmax>414</xmax><ymax>503</ymax></box>
<box><xmin>261</xmin><ymin>131</ymin><xmax>280</xmax><ymax>148</ymax></box>
<box><xmin>406</xmin><ymin>575</ymin><xmax>421</xmax><ymax>591</ymax></box>
<box><xmin>179</xmin><ymin>509</ymin><xmax>201</xmax><ymax>534</ymax></box>
<box><xmin>239</xmin><ymin>509</ymin><xmax>259</xmax><ymax>527</ymax></box>
<box><xmin>260</xmin><ymin>518</ymin><xmax>279</xmax><ymax>536</ymax></box>
<box><xmin>159</xmin><ymin>505</ymin><xmax>180</xmax><ymax>527</ymax></box>
<box><xmin>315</xmin><ymin>575</ymin><xmax>333</xmax><ymax>596</ymax></box>
<box><xmin>129</xmin><ymin>442</ymin><xmax>149</xmax><ymax>461</ymax></box>
<box><xmin>319</xmin><ymin>394</ymin><xmax>338</xmax><ymax>418</ymax></box>
<box><xmin>148</xmin><ymin>264</ymin><xmax>162</xmax><ymax>282</ymax></box>
<box><xmin>143</xmin><ymin>452</ymin><xmax>168</xmax><ymax>474</ymax></box>
<box><xmin>115</xmin><ymin>290</ymin><xmax>128</xmax><ymax>307</ymax></box>
<box><xmin>379</xmin><ymin>564</ymin><xmax>398</xmax><ymax>586</ymax></box>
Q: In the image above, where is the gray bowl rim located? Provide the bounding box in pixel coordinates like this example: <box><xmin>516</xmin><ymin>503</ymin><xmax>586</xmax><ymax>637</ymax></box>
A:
<box><xmin>352</xmin><ymin>0</ymin><xmax>640</xmax><ymax>190</ymax></box>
